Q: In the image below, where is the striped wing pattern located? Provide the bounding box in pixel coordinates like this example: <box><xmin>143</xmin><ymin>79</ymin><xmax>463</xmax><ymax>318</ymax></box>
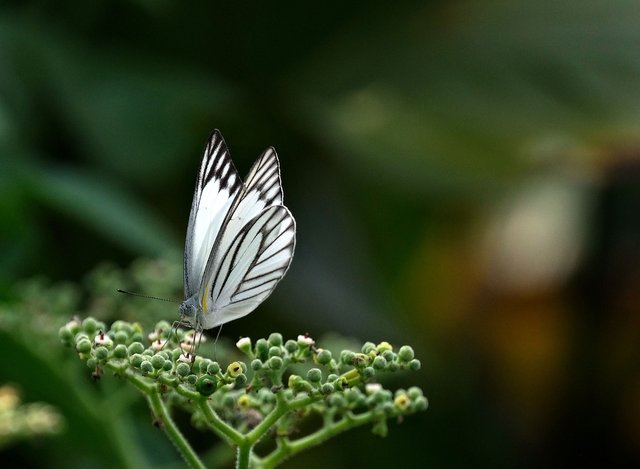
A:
<box><xmin>203</xmin><ymin>205</ymin><xmax>295</xmax><ymax>328</ymax></box>
<box><xmin>183</xmin><ymin>129</ymin><xmax>295</xmax><ymax>329</ymax></box>
<box><xmin>184</xmin><ymin>130</ymin><xmax>242</xmax><ymax>298</ymax></box>
<box><xmin>200</xmin><ymin>146</ymin><xmax>284</xmax><ymax>286</ymax></box>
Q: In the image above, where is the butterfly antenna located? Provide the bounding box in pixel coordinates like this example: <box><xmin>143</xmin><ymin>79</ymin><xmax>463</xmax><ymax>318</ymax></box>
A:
<box><xmin>116</xmin><ymin>289</ymin><xmax>181</xmax><ymax>304</ymax></box>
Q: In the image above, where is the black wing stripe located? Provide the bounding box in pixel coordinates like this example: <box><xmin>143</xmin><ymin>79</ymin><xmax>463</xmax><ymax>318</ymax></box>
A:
<box><xmin>244</xmin><ymin>266</ymin><xmax>287</xmax><ymax>282</ymax></box>
<box><xmin>228</xmin><ymin>289</ymin><xmax>270</xmax><ymax>305</ymax></box>
<box><xmin>235</xmin><ymin>277</ymin><xmax>278</xmax><ymax>295</ymax></box>
<box><xmin>210</xmin><ymin>207</ymin><xmax>282</xmax><ymax>302</ymax></box>
<box><xmin>253</xmin><ymin>241</ymin><xmax>295</xmax><ymax>267</ymax></box>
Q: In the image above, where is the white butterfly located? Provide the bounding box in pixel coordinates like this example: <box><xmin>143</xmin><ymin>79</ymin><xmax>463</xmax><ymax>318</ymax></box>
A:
<box><xmin>178</xmin><ymin>130</ymin><xmax>296</xmax><ymax>332</ymax></box>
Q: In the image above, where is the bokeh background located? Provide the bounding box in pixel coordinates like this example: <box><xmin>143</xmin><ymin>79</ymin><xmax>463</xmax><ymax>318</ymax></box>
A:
<box><xmin>2</xmin><ymin>0</ymin><xmax>640</xmax><ymax>467</ymax></box>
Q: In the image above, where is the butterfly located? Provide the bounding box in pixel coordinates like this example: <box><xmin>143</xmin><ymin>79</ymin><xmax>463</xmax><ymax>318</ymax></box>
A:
<box><xmin>178</xmin><ymin>130</ymin><xmax>296</xmax><ymax>333</ymax></box>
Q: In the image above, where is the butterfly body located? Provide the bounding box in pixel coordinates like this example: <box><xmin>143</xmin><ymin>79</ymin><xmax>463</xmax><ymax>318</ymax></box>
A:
<box><xmin>180</xmin><ymin>130</ymin><xmax>296</xmax><ymax>331</ymax></box>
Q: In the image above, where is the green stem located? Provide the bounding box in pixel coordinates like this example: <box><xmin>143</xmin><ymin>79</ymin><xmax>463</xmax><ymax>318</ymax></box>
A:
<box><xmin>147</xmin><ymin>391</ymin><xmax>206</xmax><ymax>469</ymax></box>
<box><xmin>197</xmin><ymin>399</ymin><xmax>244</xmax><ymax>445</ymax></box>
<box><xmin>259</xmin><ymin>411</ymin><xmax>383</xmax><ymax>468</ymax></box>
<box><xmin>236</xmin><ymin>443</ymin><xmax>252</xmax><ymax>469</ymax></box>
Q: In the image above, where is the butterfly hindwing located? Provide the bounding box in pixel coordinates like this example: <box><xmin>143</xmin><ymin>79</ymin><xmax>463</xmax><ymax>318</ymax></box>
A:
<box><xmin>184</xmin><ymin>130</ymin><xmax>241</xmax><ymax>298</ymax></box>
<box><xmin>202</xmin><ymin>205</ymin><xmax>296</xmax><ymax>329</ymax></box>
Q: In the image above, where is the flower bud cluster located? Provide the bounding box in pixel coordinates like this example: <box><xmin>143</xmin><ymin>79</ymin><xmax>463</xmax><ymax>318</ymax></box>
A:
<box><xmin>61</xmin><ymin>317</ymin><xmax>427</xmax><ymax>436</ymax></box>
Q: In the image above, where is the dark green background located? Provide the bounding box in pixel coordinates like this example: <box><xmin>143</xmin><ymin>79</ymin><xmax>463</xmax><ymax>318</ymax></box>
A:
<box><xmin>2</xmin><ymin>1</ymin><xmax>640</xmax><ymax>467</ymax></box>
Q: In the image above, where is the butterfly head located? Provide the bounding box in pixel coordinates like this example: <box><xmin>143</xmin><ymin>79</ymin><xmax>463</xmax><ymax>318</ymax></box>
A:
<box><xmin>178</xmin><ymin>296</ymin><xmax>201</xmax><ymax>327</ymax></box>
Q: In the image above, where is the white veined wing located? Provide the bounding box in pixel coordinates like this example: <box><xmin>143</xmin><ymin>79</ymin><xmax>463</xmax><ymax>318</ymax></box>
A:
<box><xmin>200</xmin><ymin>146</ymin><xmax>284</xmax><ymax>285</ymax></box>
<box><xmin>183</xmin><ymin>130</ymin><xmax>241</xmax><ymax>299</ymax></box>
<box><xmin>202</xmin><ymin>205</ymin><xmax>295</xmax><ymax>329</ymax></box>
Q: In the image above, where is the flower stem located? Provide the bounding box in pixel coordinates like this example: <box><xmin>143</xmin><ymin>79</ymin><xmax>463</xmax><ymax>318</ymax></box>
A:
<box><xmin>147</xmin><ymin>391</ymin><xmax>205</xmax><ymax>469</ymax></box>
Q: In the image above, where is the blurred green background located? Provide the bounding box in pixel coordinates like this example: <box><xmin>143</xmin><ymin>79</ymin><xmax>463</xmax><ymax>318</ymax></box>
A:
<box><xmin>2</xmin><ymin>0</ymin><xmax>640</xmax><ymax>467</ymax></box>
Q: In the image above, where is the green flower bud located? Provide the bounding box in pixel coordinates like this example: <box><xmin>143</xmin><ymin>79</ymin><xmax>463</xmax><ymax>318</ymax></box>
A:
<box><xmin>373</xmin><ymin>389</ymin><xmax>392</xmax><ymax>404</ymax></box>
<box><xmin>114</xmin><ymin>331</ymin><xmax>128</xmax><ymax>344</ymax></box>
<box><xmin>414</xmin><ymin>396</ymin><xmax>428</xmax><ymax>411</ymax></box>
<box><xmin>352</xmin><ymin>353</ymin><xmax>369</xmax><ymax>367</ymax></box>
<box><xmin>284</xmin><ymin>340</ymin><xmax>298</xmax><ymax>354</ymax></box>
<box><xmin>82</xmin><ymin>317</ymin><xmax>98</xmax><ymax>335</ymax></box>
<box><xmin>187</xmin><ymin>374</ymin><xmax>197</xmax><ymax>385</ymax></box>
<box><xmin>376</xmin><ymin>341</ymin><xmax>393</xmax><ymax>353</ymax></box>
<box><xmin>207</xmin><ymin>362</ymin><xmax>221</xmax><ymax>375</ymax></box>
<box><xmin>154</xmin><ymin>321</ymin><xmax>172</xmax><ymax>334</ymax></box>
<box><xmin>196</xmin><ymin>375</ymin><xmax>217</xmax><ymax>396</ymax></box>
<box><xmin>362</xmin><ymin>367</ymin><xmax>375</xmax><ymax>379</ymax></box>
<box><xmin>163</xmin><ymin>361</ymin><xmax>173</xmax><ymax>372</ymax></box>
<box><xmin>128</xmin><ymin>342</ymin><xmax>145</xmax><ymax>355</ymax></box>
<box><xmin>227</xmin><ymin>362</ymin><xmax>243</xmax><ymax>378</ymax></box>
<box><xmin>320</xmin><ymin>383</ymin><xmax>333</xmax><ymax>395</ymax></box>
<box><xmin>372</xmin><ymin>356</ymin><xmax>387</xmax><ymax>370</ymax></box>
<box><xmin>329</xmin><ymin>394</ymin><xmax>346</xmax><ymax>408</ymax></box>
<box><xmin>340</xmin><ymin>350</ymin><xmax>355</xmax><ymax>365</ymax></box>
<box><xmin>327</xmin><ymin>373</ymin><xmax>338</xmax><ymax>382</ymax></box>
<box><xmin>176</xmin><ymin>362</ymin><xmax>191</xmax><ymax>377</ymax></box>
<box><xmin>58</xmin><ymin>326</ymin><xmax>74</xmax><ymax>345</ymax></box>
<box><xmin>314</xmin><ymin>348</ymin><xmax>332</xmax><ymax>365</ymax></box>
<box><xmin>76</xmin><ymin>338</ymin><xmax>92</xmax><ymax>354</ymax></box>
<box><xmin>65</xmin><ymin>319</ymin><xmax>81</xmax><ymax>335</ymax></box>
<box><xmin>408</xmin><ymin>359</ymin><xmax>421</xmax><ymax>371</ymax></box>
<box><xmin>268</xmin><ymin>346</ymin><xmax>282</xmax><ymax>358</ymax></box>
<box><xmin>407</xmin><ymin>386</ymin><xmax>423</xmax><ymax>400</ymax></box>
<box><xmin>222</xmin><ymin>394</ymin><xmax>235</xmax><ymax>408</ymax></box>
<box><xmin>130</xmin><ymin>354</ymin><xmax>143</xmax><ymax>368</ymax></box>
<box><xmin>251</xmin><ymin>359</ymin><xmax>263</xmax><ymax>371</ymax></box>
<box><xmin>198</xmin><ymin>359</ymin><xmax>212</xmax><ymax>374</ymax></box>
<box><xmin>255</xmin><ymin>339</ymin><xmax>269</xmax><ymax>359</ymax></box>
<box><xmin>361</xmin><ymin>342</ymin><xmax>376</xmax><ymax>354</ymax></box>
<box><xmin>288</xmin><ymin>374</ymin><xmax>303</xmax><ymax>389</ymax></box>
<box><xmin>382</xmin><ymin>350</ymin><xmax>396</xmax><ymax>362</ymax></box>
<box><xmin>306</xmin><ymin>368</ymin><xmax>322</xmax><ymax>383</ymax></box>
<box><xmin>131</xmin><ymin>331</ymin><xmax>144</xmax><ymax>343</ymax></box>
<box><xmin>95</xmin><ymin>346</ymin><xmax>109</xmax><ymax>360</ymax></box>
<box><xmin>268</xmin><ymin>356</ymin><xmax>283</xmax><ymax>370</ymax></box>
<box><xmin>234</xmin><ymin>374</ymin><xmax>247</xmax><ymax>387</ymax></box>
<box><xmin>344</xmin><ymin>388</ymin><xmax>363</xmax><ymax>403</ymax></box>
<box><xmin>151</xmin><ymin>355</ymin><xmax>165</xmax><ymax>370</ymax></box>
<box><xmin>398</xmin><ymin>345</ymin><xmax>415</xmax><ymax>362</ymax></box>
<box><xmin>258</xmin><ymin>388</ymin><xmax>275</xmax><ymax>404</ymax></box>
<box><xmin>381</xmin><ymin>401</ymin><xmax>395</xmax><ymax>416</ymax></box>
<box><xmin>140</xmin><ymin>360</ymin><xmax>153</xmax><ymax>374</ymax></box>
<box><xmin>268</xmin><ymin>332</ymin><xmax>283</xmax><ymax>347</ymax></box>
<box><xmin>86</xmin><ymin>358</ymin><xmax>97</xmax><ymax>369</ymax></box>
<box><xmin>388</xmin><ymin>362</ymin><xmax>400</xmax><ymax>372</ymax></box>
<box><xmin>113</xmin><ymin>344</ymin><xmax>128</xmax><ymax>359</ymax></box>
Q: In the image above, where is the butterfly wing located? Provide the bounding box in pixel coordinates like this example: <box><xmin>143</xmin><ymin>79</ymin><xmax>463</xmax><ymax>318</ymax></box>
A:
<box><xmin>184</xmin><ymin>130</ymin><xmax>242</xmax><ymax>298</ymax></box>
<box><xmin>198</xmin><ymin>146</ymin><xmax>285</xmax><ymax>292</ymax></box>
<box><xmin>201</xmin><ymin>205</ymin><xmax>296</xmax><ymax>329</ymax></box>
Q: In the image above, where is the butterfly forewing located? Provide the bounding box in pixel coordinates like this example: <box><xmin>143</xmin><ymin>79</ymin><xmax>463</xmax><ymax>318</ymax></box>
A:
<box><xmin>184</xmin><ymin>130</ymin><xmax>241</xmax><ymax>298</ymax></box>
<box><xmin>202</xmin><ymin>205</ymin><xmax>295</xmax><ymax>329</ymax></box>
